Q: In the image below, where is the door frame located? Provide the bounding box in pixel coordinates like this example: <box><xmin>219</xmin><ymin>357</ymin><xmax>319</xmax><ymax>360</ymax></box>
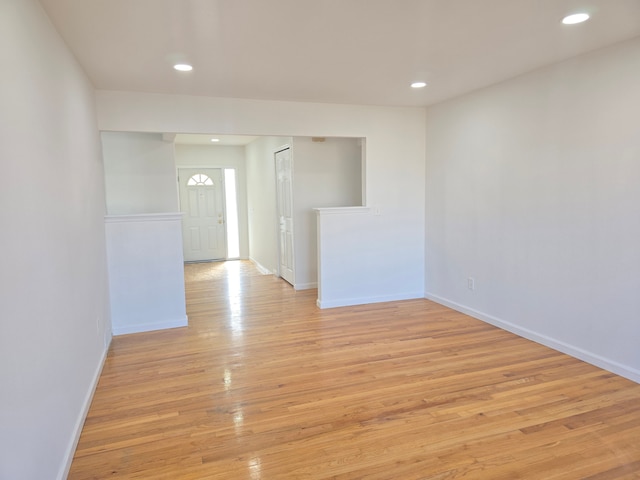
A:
<box><xmin>177</xmin><ymin>167</ymin><xmax>228</xmax><ymax>261</ymax></box>
<box><xmin>274</xmin><ymin>145</ymin><xmax>294</xmax><ymax>284</ymax></box>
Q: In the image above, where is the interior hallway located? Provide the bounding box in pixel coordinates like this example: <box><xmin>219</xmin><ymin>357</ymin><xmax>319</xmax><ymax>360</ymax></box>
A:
<box><xmin>68</xmin><ymin>261</ymin><xmax>640</xmax><ymax>479</ymax></box>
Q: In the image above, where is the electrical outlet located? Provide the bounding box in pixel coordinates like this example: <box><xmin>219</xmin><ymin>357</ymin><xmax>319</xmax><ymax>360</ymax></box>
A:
<box><xmin>467</xmin><ymin>277</ymin><xmax>475</xmax><ymax>291</ymax></box>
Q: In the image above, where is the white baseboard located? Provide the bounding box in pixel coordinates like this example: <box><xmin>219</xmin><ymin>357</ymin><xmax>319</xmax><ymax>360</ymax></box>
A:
<box><xmin>112</xmin><ymin>316</ymin><xmax>188</xmax><ymax>336</ymax></box>
<box><xmin>425</xmin><ymin>292</ymin><xmax>640</xmax><ymax>384</ymax></box>
<box><xmin>317</xmin><ymin>291</ymin><xmax>424</xmax><ymax>309</ymax></box>
<box><xmin>295</xmin><ymin>282</ymin><xmax>317</xmax><ymax>291</ymax></box>
<box><xmin>249</xmin><ymin>257</ymin><xmax>275</xmax><ymax>276</ymax></box>
<box><xmin>58</xmin><ymin>337</ymin><xmax>112</xmax><ymax>480</ymax></box>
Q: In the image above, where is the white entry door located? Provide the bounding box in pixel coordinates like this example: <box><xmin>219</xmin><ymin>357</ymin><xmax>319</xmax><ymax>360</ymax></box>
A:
<box><xmin>275</xmin><ymin>148</ymin><xmax>295</xmax><ymax>285</ymax></box>
<box><xmin>178</xmin><ymin>168</ymin><xmax>226</xmax><ymax>262</ymax></box>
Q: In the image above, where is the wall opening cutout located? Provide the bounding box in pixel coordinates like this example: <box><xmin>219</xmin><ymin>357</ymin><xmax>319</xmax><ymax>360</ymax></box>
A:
<box><xmin>224</xmin><ymin>168</ymin><xmax>240</xmax><ymax>259</ymax></box>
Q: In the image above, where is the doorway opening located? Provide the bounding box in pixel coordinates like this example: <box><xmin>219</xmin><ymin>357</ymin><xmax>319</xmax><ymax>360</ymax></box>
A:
<box><xmin>177</xmin><ymin>167</ymin><xmax>241</xmax><ymax>262</ymax></box>
<box><xmin>178</xmin><ymin>168</ymin><xmax>226</xmax><ymax>262</ymax></box>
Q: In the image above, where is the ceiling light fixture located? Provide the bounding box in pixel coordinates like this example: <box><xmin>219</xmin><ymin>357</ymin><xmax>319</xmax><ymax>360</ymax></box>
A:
<box><xmin>411</xmin><ymin>82</ymin><xmax>427</xmax><ymax>88</ymax></box>
<box><xmin>210</xmin><ymin>138</ymin><xmax>220</xmax><ymax>142</ymax></box>
<box><xmin>562</xmin><ymin>13</ymin><xmax>590</xmax><ymax>24</ymax></box>
<box><xmin>173</xmin><ymin>63</ymin><xmax>193</xmax><ymax>72</ymax></box>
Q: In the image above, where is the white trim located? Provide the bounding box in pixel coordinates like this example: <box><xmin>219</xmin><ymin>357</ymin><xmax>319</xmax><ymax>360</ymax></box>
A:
<box><xmin>295</xmin><ymin>282</ymin><xmax>317</xmax><ymax>290</ymax></box>
<box><xmin>104</xmin><ymin>212</ymin><xmax>183</xmax><ymax>223</ymax></box>
<box><xmin>112</xmin><ymin>316</ymin><xmax>188</xmax><ymax>336</ymax></box>
<box><xmin>57</xmin><ymin>337</ymin><xmax>112</xmax><ymax>480</ymax></box>
<box><xmin>314</xmin><ymin>206</ymin><xmax>371</xmax><ymax>216</ymax></box>
<box><xmin>317</xmin><ymin>292</ymin><xmax>423</xmax><ymax>309</ymax></box>
<box><xmin>250</xmin><ymin>257</ymin><xmax>275</xmax><ymax>275</ymax></box>
<box><xmin>424</xmin><ymin>292</ymin><xmax>640</xmax><ymax>385</ymax></box>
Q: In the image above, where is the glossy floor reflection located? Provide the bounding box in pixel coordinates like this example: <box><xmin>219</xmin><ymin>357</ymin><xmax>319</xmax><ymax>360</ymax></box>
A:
<box><xmin>68</xmin><ymin>261</ymin><xmax>640</xmax><ymax>479</ymax></box>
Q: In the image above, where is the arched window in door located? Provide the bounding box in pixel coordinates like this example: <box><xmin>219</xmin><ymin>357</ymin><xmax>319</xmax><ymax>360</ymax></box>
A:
<box><xmin>187</xmin><ymin>174</ymin><xmax>214</xmax><ymax>186</ymax></box>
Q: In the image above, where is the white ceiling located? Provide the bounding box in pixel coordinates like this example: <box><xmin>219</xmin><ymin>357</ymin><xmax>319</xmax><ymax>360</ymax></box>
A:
<box><xmin>174</xmin><ymin>134</ymin><xmax>259</xmax><ymax>146</ymax></box>
<box><xmin>40</xmin><ymin>0</ymin><xmax>640</xmax><ymax>108</ymax></box>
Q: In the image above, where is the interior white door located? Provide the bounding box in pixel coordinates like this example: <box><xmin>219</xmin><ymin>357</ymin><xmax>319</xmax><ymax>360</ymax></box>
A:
<box><xmin>275</xmin><ymin>148</ymin><xmax>295</xmax><ymax>285</ymax></box>
<box><xmin>178</xmin><ymin>168</ymin><xmax>226</xmax><ymax>262</ymax></box>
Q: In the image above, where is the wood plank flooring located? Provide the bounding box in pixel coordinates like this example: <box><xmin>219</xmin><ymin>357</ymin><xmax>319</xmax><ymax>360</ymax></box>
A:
<box><xmin>69</xmin><ymin>260</ymin><xmax>640</xmax><ymax>479</ymax></box>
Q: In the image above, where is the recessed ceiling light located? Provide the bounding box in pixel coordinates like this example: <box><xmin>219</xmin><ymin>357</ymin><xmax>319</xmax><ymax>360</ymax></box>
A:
<box><xmin>210</xmin><ymin>138</ymin><xmax>220</xmax><ymax>142</ymax></box>
<box><xmin>173</xmin><ymin>63</ymin><xmax>193</xmax><ymax>72</ymax></box>
<box><xmin>562</xmin><ymin>13</ymin><xmax>590</xmax><ymax>25</ymax></box>
<box><xmin>411</xmin><ymin>82</ymin><xmax>427</xmax><ymax>89</ymax></box>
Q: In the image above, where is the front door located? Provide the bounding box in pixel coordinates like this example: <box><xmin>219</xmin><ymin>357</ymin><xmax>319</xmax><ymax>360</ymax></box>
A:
<box><xmin>178</xmin><ymin>168</ymin><xmax>226</xmax><ymax>262</ymax></box>
<box><xmin>275</xmin><ymin>148</ymin><xmax>295</xmax><ymax>285</ymax></box>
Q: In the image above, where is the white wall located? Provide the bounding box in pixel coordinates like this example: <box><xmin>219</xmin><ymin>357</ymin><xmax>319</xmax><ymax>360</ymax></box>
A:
<box><xmin>425</xmin><ymin>37</ymin><xmax>640</xmax><ymax>382</ymax></box>
<box><xmin>245</xmin><ymin>136</ymin><xmax>292</xmax><ymax>274</ymax></box>
<box><xmin>0</xmin><ymin>1</ymin><xmax>111</xmax><ymax>479</ymax></box>
<box><xmin>105</xmin><ymin>214</ymin><xmax>187</xmax><ymax>335</ymax></box>
<box><xmin>175</xmin><ymin>144</ymin><xmax>249</xmax><ymax>259</ymax></box>
<box><xmin>292</xmin><ymin>137</ymin><xmax>362</xmax><ymax>289</ymax></box>
<box><xmin>96</xmin><ymin>92</ymin><xmax>426</xmax><ymax>307</ymax></box>
<box><xmin>102</xmin><ymin>132</ymin><xmax>179</xmax><ymax>214</ymax></box>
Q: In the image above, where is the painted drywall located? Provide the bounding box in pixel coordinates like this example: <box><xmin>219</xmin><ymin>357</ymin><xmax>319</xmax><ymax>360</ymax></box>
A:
<box><xmin>102</xmin><ymin>132</ymin><xmax>179</xmax><ymax>214</ymax></box>
<box><xmin>292</xmin><ymin>137</ymin><xmax>363</xmax><ymax>289</ymax></box>
<box><xmin>317</xmin><ymin>206</ymin><xmax>418</xmax><ymax>308</ymax></box>
<box><xmin>245</xmin><ymin>136</ymin><xmax>292</xmax><ymax>274</ymax></box>
<box><xmin>96</xmin><ymin>92</ymin><xmax>426</xmax><ymax>306</ymax></box>
<box><xmin>0</xmin><ymin>1</ymin><xmax>111</xmax><ymax>479</ymax></box>
<box><xmin>425</xmin><ymin>37</ymin><xmax>640</xmax><ymax>382</ymax></box>
<box><xmin>105</xmin><ymin>214</ymin><xmax>187</xmax><ymax>335</ymax></box>
<box><xmin>175</xmin><ymin>144</ymin><xmax>249</xmax><ymax>259</ymax></box>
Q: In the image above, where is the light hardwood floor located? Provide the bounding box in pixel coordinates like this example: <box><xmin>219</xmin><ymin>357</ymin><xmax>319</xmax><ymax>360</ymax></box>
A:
<box><xmin>69</xmin><ymin>260</ymin><xmax>640</xmax><ymax>479</ymax></box>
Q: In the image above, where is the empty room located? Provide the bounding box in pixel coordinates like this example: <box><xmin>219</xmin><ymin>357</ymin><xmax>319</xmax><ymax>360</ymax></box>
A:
<box><xmin>1</xmin><ymin>1</ymin><xmax>639</xmax><ymax>479</ymax></box>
